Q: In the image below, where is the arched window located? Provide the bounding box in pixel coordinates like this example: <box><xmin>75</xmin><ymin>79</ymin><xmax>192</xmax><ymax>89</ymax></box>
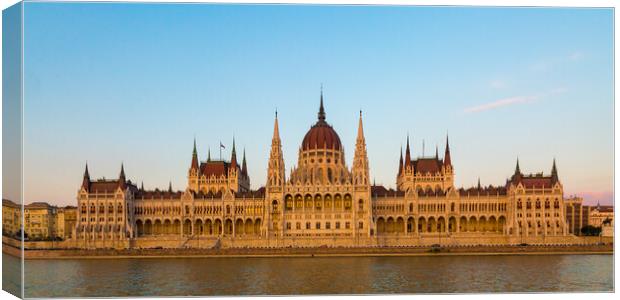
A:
<box><xmin>409</xmin><ymin>203</ymin><xmax>414</xmax><ymax>212</ymax></box>
<box><xmin>272</xmin><ymin>200</ymin><xmax>278</xmax><ymax>212</ymax></box>
<box><xmin>517</xmin><ymin>200</ymin><xmax>522</xmax><ymax>209</ymax></box>
<box><xmin>358</xmin><ymin>199</ymin><xmax>364</xmax><ymax>210</ymax></box>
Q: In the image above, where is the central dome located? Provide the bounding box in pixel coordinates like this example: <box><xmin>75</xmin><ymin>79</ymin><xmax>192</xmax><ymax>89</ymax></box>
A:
<box><xmin>301</xmin><ymin>93</ymin><xmax>342</xmax><ymax>151</ymax></box>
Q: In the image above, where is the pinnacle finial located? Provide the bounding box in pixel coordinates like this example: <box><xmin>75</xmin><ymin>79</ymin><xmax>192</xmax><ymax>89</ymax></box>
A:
<box><xmin>318</xmin><ymin>86</ymin><xmax>326</xmax><ymax>121</ymax></box>
<box><xmin>84</xmin><ymin>161</ymin><xmax>90</xmax><ymax>178</ymax></box>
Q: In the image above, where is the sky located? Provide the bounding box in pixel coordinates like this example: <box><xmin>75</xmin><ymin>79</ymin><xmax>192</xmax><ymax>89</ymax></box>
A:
<box><xmin>16</xmin><ymin>3</ymin><xmax>613</xmax><ymax>206</ymax></box>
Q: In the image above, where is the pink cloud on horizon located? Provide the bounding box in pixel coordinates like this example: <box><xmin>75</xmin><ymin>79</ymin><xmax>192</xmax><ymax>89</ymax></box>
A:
<box><xmin>567</xmin><ymin>190</ymin><xmax>614</xmax><ymax>206</ymax></box>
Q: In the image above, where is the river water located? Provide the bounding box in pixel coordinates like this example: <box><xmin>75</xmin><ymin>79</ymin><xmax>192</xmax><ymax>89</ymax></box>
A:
<box><xmin>4</xmin><ymin>253</ymin><xmax>613</xmax><ymax>297</ymax></box>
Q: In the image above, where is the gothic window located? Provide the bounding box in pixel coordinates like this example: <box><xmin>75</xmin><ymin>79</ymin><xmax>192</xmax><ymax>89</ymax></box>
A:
<box><xmin>536</xmin><ymin>200</ymin><xmax>541</xmax><ymax>209</ymax></box>
<box><xmin>271</xmin><ymin>200</ymin><xmax>278</xmax><ymax>212</ymax></box>
<box><xmin>358</xmin><ymin>199</ymin><xmax>364</xmax><ymax>211</ymax></box>
<box><xmin>526</xmin><ymin>201</ymin><xmax>531</xmax><ymax>210</ymax></box>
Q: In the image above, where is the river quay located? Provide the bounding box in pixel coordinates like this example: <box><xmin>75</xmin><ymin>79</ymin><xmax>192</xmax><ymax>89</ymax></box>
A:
<box><xmin>3</xmin><ymin>241</ymin><xmax>613</xmax><ymax>259</ymax></box>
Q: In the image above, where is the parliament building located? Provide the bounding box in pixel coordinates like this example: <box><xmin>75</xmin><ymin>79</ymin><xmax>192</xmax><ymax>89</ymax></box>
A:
<box><xmin>73</xmin><ymin>92</ymin><xmax>572</xmax><ymax>249</ymax></box>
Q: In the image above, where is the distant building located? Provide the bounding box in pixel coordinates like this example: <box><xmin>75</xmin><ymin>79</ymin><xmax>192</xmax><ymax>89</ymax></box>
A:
<box><xmin>1</xmin><ymin>199</ymin><xmax>76</xmax><ymax>240</ymax></box>
<box><xmin>589</xmin><ymin>204</ymin><xmax>614</xmax><ymax>237</ymax></box>
<box><xmin>2</xmin><ymin>199</ymin><xmax>21</xmax><ymax>236</ymax></box>
<box><xmin>564</xmin><ymin>196</ymin><xmax>591</xmax><ymax>235</ymax></box>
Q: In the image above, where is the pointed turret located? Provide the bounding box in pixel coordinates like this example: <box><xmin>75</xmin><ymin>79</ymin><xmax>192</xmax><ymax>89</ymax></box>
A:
<box><xmin>230</xmin><ymin>137</ymin><xmax>238</xmax><ymax>169</ymax></box>
<box><xmin>168</xmin><ymin>181</ymin><xmax>173</xmax><ymax>193</ymax></box>
<box><xmin>356</xmin><ymin>110</ymin><xmax>365</xmax><ymax>141</ymax></box>
<box><xmin>435</xmin><ymin>145</ymin><xmax>439</xmax><ymax>159</ymax></box>
<box><xmin>207</xmin><ymin>148</ymin><xmax>211</xmax><ymax>162</ymax></box>
<box><xmin>242</xmin><ymin>148</ymin><xmax>248</xmax><ymax>177</ymax></box>
<box><xmin>405</xmin><ymin>134</ymin><xmax>411</xmax><ymax>168</ymax></box>
<box><xmin>190</xmin><ymin>138</ymin><xmax>199</xmax><ymax>170</ymax></box>
<box><xmin>515</xmin><ymin>158</ymin><xmax>521</xmax><ymax>175</ymax></box>
<box><xmin>551</xmin><ymin>158</ymin><xmax>558</xmax><ymax>182</ymax></box>
<box><xmin>398</xmin><ymin>147</ymin><xmax>404</xmax><ymax>175</ymax></box>
<box><xmin>118</xmin><ymin>163</ymin><xmax>127</xmax><ymax>189</ymax></box>
<box><xmin>353</xmin><ymin>110</ymin><xmax>369</xmax><ymax>186</ymax></box>
<box><xmin>140</xmin><ymin>181</ymin><xmax>144</xmax><ymax>191</ymax></box>
<box><xmin>477</xmin><ymin>177</ymin><xmax>481</xmax><ymax>190</ymax></box>
<box><xmin>273</xmin><ymin>110</ymin><xmax>280</xmax><ymax>139</ymax></box>
<box><xmin>444</xmin><ymin>134</ymin><xmax>452</xmax><ymax>166</ymax></box>
<box><xmin>267</xmin><ymin>111</ymin><xmax>285</xmax><ymax>188</ymax></box>
<box><xmin>318</xmin><ymin>87</ymin><xmax>326</xmax><ymax>122</ymax></box>
<box><xmin>82</xmin><ymin>162</ymin><xmax>90</xmax><ymax>191</ymax></box>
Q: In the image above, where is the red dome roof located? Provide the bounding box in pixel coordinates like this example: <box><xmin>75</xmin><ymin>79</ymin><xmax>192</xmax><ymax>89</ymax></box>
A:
<box><xmin>301</xmin><ymin>90</ymin><xmax>342</xmax><ymax>151</ymax></box>
<box><xmin>302</xmin><ymin>122</ymin><xmax>342</xmax><ymax>151</ymax></box>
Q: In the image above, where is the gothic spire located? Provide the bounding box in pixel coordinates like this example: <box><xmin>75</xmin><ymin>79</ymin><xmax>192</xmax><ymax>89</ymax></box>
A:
<box><xmin>318</xmin><ymin>87</ymin><xmax>326</xmax><ymax>122</ymax></box>
<box><xmin>231</xmin><ymin>137</ymin><xmax>238</xmax><ymax>168</ymax></box>
<box><xmin>405</xmin><ymin>134</ymin><xmax>411</xmax><ymax>167</ymax></box>
<box><xmin>515</xmin><ymin>158</ymin><xmax>521</xmax><ymax>175</ymax></box>
<box><xmin>273</xmin><ymin>110</ymin><xmax>280</xmax><ymax>141</ymax></box>
<box><xmin>207</xmin><ymin>147</ymin><xmax>211</xmax><ymax>162</ymax></box>
<box><xmin>267</xmin><ymin>109</ymin><xmax>285</xmax><ymax>188</ymax></box>
<box><xmin>399</xmin><ymin>147</ymin><xmax>404</xmax><ymax>175</ymax></box>
<box><xmin>435</xmin><ymin>145</ymin><xmax>439</xmax><ymax>159</ymax></box>
<box><xmin>551</xmin><ymin>158</ymin><xmax>558</xmax><ymax>182</ymax></box>
<box><xmin>82</xmin><ymin>162</ymin><xmax>90</xmax><ymax>191</ymax></box>
<box><xmin>357</xmin><ymin>110</ymin><xmax>365</xmax><ymax>141</ymax></box>
<box><xmin>118</xmin><ymin>163</ymin><xmax>127</xmax><ymax>189</ymax></box>
<box><xmin>444</xmin><ymin>134</ymin><xmax>452</xmax><ymax>166</ymax></box>
<box><xmin>190</xmin><ymin>138</ymin><xmax>199</xmax><ymax>170</ymax></box>
<box><xmin>242</xmin><ymin>148</ymin><xmax>248</xmax><ymax>176</ymax></box>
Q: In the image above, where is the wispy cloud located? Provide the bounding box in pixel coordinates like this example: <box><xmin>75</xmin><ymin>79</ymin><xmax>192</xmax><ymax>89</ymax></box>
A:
<box><xmin>464</xmin><ymin>95</ymin><xmax>537</xmax><ymax>113</ymax></box>
<box><xmin>464</xmin><ymin>88</ymin><xmax>567</xmax><ymax>114</ymax></box>
<box><xmin>489</xmin><ymin>79</ymin><xmax>508</xmax><ymax>89</ymax></box>
<box><xmin>530</xmin><ymin>51</ymin><xmax>585</xmax><ymax>72</ymax></box>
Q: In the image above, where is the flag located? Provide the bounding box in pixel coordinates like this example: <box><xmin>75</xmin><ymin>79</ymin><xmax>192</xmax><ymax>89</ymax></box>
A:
<box><xmin>220</xmin><ymin>142</ymin><xmax>225</xmax><ymax>149</ymax></box>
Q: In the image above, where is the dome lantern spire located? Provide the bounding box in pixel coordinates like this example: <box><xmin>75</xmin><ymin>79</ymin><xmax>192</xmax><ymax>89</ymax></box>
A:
<box><xmin>318</xmin><ymin>86</ymin><xmax>326</xmax><ymax>122</ymax></box>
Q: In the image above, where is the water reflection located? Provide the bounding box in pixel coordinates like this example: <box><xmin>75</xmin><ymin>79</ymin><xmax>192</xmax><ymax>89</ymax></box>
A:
<box><xmin>18</xmin><ymin>254</ymin><xmax>613</xmax><ymax>297</ymax></box>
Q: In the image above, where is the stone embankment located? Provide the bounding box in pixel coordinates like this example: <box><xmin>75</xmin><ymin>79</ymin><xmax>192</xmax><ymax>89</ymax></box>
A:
<box><xmin>2</xmin><ymin>240</ymin><xmax>613</xmax><ymax>259</ymax></box>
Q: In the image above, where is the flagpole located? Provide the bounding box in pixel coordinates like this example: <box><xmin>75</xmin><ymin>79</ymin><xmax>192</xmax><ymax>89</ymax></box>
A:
<box><xmin>219</xmin><ymin>140</ymin><xmax>222</xmax><ymax>161</ymax></box>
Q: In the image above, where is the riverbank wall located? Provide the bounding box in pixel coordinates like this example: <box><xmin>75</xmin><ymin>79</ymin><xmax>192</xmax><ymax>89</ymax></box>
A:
<box><xmin>2</xmin><ymin>236</ymin><xmax>612</xmax><ymax>259</ymax></box>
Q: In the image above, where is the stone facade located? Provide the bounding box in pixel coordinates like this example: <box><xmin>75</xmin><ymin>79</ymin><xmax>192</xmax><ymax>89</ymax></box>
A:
<box><xmin>67</xmin><ymin>93</ymin><xmax>582</xmax><ymax>249</ymax></box>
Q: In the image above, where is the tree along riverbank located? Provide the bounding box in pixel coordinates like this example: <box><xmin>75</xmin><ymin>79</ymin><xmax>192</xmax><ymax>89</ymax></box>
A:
<box><xmin>2</xmin><ymin>241</ymin><xmax>612</xmax><ymax>259</ymax></box>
